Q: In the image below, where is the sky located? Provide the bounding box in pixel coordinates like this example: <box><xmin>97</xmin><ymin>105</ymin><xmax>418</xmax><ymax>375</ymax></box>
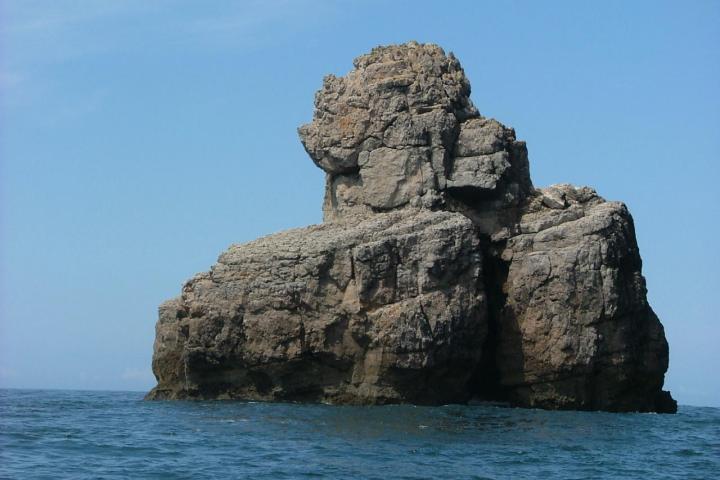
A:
<box><xmin>0</xmin><ymin>0</ymin><xmax>718</xmax><ymax>407</ymax></box>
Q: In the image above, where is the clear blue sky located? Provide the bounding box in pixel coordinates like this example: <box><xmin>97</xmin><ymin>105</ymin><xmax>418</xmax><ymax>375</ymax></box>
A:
<box><xmin>1</xmin><ymin>1</ymin><xmax>718</xmax><ymax>407</ymax></box>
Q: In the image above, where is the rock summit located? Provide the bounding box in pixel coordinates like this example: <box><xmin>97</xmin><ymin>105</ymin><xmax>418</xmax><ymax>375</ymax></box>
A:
<box><xmin>147</xmin><ymin>42</ymin><xmax>676</xmax><ymax>413</ymax></box>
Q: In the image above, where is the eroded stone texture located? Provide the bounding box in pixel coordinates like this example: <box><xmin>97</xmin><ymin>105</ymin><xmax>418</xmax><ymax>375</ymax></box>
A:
<box><xmin>298</xmin><ymin>42</ymin><xmax>531</xmax><ymax>223</ymax></box>
<box><xmin>149</xmin><ymin>210</ymin><xmax>487</xmax><ymax>404</ymax></box>
<box><xmin>148</xmin><ymin>42</ymin><xmax>675</xmax><ymax>412</ymax></box>
<box><xmin>484</xmin><ymin>185</ymin><xmax>675</xmax><ymax>412</ymax></box>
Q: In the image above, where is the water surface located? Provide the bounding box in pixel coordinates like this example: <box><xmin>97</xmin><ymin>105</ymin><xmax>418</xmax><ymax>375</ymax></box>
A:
<box><xmin>1</xmin><ymin>389</ymin><xmax>717</xmax><ymax>479</ymax></box>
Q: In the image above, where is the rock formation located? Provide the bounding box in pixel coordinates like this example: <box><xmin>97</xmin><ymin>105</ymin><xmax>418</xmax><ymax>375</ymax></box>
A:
<box><xmin>147</xmin><ymin>42</ymin><xmax>676</xmax><ymax>413</ymax></box>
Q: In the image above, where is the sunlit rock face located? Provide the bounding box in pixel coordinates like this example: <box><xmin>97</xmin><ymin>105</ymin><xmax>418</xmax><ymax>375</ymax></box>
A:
<box><xmin>147</xmin><ymin>42</ymin><xmax>675</xmax><ymax>413</ymax></box>
<box><xmin>297</xmin><ymin>42</ymin><xmax>531</xmax><ymax>227</ymax></box>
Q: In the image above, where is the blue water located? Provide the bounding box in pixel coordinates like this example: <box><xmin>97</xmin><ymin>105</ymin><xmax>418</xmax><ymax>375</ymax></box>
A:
<box><xmin>0</xmin><ymin>389</ymin><xmax>718</xmax><ymax>479</ymax></box>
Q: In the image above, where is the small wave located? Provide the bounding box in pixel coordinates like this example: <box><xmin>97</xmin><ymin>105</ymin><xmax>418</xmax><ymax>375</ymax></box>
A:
<box><xmin>675</xmin><ymin>448</ymin><xmax>703</xmax><ymax>457</ymax></box>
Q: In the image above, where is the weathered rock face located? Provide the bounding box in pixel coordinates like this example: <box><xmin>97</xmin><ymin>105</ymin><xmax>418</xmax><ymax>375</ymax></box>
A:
<box><xmin>150</xmin><ymin>210</ymin><xmax>486</xmax><ymax>404</ymax></box>
<box><xmin>297</xmin><ymin>43</ymin><xmax>531</xmax><ymax>226</ymax></box>
<box><xmin>484</xmin><ymin>185</ymin><xmax>675</xmax><ymax>412</ymax></box>
<box><xmin>148</xmin><ymin>42</ymin><xmax>675</xmax><ymax>413</ymax></box>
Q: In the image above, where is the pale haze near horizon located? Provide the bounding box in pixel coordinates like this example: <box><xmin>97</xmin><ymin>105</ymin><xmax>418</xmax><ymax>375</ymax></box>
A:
<box><xmin>1</xmin><ymin>1</ymin><xmax>718</xmax><ymax>407</ymax></box>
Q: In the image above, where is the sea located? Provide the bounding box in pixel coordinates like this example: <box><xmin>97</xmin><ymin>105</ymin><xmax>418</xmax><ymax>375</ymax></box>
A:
<box><xmin>0</xmin><ymin>389</ymin><xmax>717</xmax><ymax>479</ymax></box>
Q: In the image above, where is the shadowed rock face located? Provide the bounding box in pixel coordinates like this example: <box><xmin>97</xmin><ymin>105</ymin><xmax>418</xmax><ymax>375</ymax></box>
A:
<box><xmin>147</xmin><ymin>42</ymin><xmax>676</xmax><ymax>413</ymax></box>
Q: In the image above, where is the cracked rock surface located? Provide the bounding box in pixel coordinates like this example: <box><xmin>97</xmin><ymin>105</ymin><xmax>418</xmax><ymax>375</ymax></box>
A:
<box><xmin>147</xmin><ymin>42</ymin><xmax>675</xmax><ymax>413</ymax></box>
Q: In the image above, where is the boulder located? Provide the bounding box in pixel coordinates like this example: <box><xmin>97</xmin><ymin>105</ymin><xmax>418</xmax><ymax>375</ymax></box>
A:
<box><xmin>485</xmin><ymin>185</ymin><xmax>675</xmax><ymax>412</ymax></box>
<box><xmin>147</xmin><ymin>42</ymin><xmax>675</xmax><ymax>413</ymax></box>
<box><xmin>149</xmin><ymin>210</ymin><xmax>487</xmax><ymax>404</ymax></box>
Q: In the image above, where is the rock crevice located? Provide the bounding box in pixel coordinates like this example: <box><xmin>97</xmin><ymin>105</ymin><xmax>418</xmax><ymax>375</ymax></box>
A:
<box><xmin>147</xmin><ymin>42</ymin><xmax>675</xmax><ymax>413</ymax></box>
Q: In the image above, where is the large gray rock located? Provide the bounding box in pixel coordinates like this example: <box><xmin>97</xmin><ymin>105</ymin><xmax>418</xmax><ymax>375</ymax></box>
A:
<box><xmin>149</xmin><ymin>210</ymin><xmax>487</xmax><ymax>404</ymax></box>
<box><xmin>483</xmin><ymin>185</ymin><xmax>675</xmax><ymax>412</ymax></box>
<box><xmin>148</xmin><ymin>42</ymin><xmax>675</xmax><ymax>413</ymax></box>
<box><xmin>298</xmin><ymin>42</ymin><xmax>531</xmax><ymax>223</ymax></box>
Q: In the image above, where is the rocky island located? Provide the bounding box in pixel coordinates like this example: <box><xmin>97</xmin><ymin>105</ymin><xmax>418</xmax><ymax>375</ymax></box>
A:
<box><xmin>147</xmin><ymin>42</ymin><xmax>676</xmax><ymax>413</ymax></box>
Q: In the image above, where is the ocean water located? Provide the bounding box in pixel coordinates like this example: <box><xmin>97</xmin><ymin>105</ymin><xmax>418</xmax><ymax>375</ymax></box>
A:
<box><xmin>0</xmin><ymin>389</ymin><xmax>717</xmax><ymax>479</ymax></box>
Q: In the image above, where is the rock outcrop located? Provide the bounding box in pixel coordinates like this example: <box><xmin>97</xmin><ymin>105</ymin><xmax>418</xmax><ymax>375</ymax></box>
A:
<box><xmin>147</xmin><ymin>42</ymin><xmax>676</xmax><ymax>413</ymax></box>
